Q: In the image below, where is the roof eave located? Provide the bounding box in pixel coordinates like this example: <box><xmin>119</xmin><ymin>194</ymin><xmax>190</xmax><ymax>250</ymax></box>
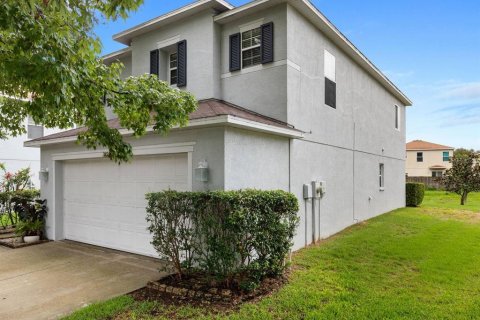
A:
<box><xmin>24</xmin><ymin>115</ymin><xmax>303</xmax><ymax>148</ymax></box>
<box><xmin>214</xmin><ymin>0</ymin><xmax>412</xmax><ymax>106</ymax></box>
<box><xmin>102</xmin><ymin>47</ymin><xmax>132</xmax><ymax>63</ymax></box>
<box><xmin>113</xmin><ymin>0</ymin><xmax>234</xmax><ymax>45</ymax></box>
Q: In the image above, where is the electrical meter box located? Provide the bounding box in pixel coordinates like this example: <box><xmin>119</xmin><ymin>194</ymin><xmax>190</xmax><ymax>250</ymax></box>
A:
<box><xmin>303</xmin><ymin>184</ymin><xmax>312</xmax><ymax>199</ymax></box>
<box><xmin>312</xmin><ymin>180</ymin><xmax>326</xmax><ymax>198</ymax></box>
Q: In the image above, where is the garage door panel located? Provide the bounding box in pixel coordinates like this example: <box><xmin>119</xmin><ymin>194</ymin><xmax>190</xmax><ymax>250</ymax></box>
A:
<box><xmin>63</xmin><ymin>153</ymin><xmax>188</xmax><ymax>256</ymax></box>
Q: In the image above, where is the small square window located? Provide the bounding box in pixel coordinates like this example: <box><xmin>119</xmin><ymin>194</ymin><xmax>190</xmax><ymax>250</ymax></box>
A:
<box><xmin>417</xmin><ymin>152</ymin><xmax>423</xmax><ymax>162</ymax></box>
<box><xmin>443</xmin><ymin>152</ymin><xmax>450</xmax><ymax>162</ymax></box>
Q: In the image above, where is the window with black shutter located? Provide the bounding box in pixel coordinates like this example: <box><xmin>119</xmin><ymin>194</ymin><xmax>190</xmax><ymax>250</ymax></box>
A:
<box><xmin>261</xmin><ymin>22</ymin><xmax>274</xmax><ymax>64</ymax></box>
<box><xmin>229</xmin><ymin>22</ymin><xmax>274</xmax><ymax>71</ymax></box>
<box><xmin>176</xmin><ymin>40</ymin><xmax>187</xmax><ymax>87</ymax></box>
<box><xmin>230</xmin><ymin>33</ymin><xmax>241</xmax><ymax>72</ymax></box>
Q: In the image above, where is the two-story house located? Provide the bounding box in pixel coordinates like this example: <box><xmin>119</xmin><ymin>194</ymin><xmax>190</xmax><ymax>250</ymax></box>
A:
<box><xmin>25</xmin><ymin>0</ymin><xmax>412</xmax><ymax>256</ymax></box>
<box><xmin>406</xmin><ymin>140</ymin><xmax>454</xmax><ymax>177</ymax></box>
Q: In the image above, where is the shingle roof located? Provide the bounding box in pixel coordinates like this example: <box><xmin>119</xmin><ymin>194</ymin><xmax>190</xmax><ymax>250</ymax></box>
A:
<box><xmin>27</xmin><ymin>99</ymin><xmax>299</xmax><ymax>143</ymax></box>
<box><xmin>406</xmin><ymin>140</ymin><xmax>454</xmax><ymax>151</ymax></box>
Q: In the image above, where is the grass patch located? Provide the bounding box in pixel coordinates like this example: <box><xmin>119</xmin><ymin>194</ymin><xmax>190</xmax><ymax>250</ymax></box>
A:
<box><xmin>422</xmin><ymin>191</ymin><xmax>480</xmax><ymax>212</ymax></box>
<box><xmin>0</xmin><ymin>213</ymin><xmax>17</xmax><ymax>227</ymax></box>
<box><xmin>64</xmin><ymin>193</ymin><xmax>480</xmax><ymax>320</ymax></box>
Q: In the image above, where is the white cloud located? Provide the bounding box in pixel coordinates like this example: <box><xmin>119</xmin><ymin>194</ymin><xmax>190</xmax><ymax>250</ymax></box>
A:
<box><xmin>441</xmin><ymin>82</ymin><xmax>480</xmax><ymax>100</ymax></box>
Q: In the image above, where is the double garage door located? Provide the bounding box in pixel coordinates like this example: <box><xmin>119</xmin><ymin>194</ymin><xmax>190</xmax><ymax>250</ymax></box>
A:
<box><xmin>63</xmin><ymin>153</ymin><xmax>188</xmax><ymax>256</ymax></box>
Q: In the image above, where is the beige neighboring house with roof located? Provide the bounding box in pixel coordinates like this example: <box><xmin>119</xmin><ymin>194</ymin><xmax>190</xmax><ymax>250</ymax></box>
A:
<box><xmin>406</xmin><ymin>140</ymin><xmax>454</xmax><ymax>177</ymax></box>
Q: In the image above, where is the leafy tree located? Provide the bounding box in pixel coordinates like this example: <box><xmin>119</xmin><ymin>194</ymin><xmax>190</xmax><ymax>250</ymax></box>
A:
<box><xmin>0</xmin><ymin>1</ymin><xmax>197</xmax><ymax>162</ymax></box>
<box><xmin>442</xmin><ymin>150</ymin><xmax>480</xmax><ymax>205</ymax></box>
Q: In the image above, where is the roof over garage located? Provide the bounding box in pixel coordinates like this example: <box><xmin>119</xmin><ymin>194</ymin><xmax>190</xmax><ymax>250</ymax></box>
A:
<box><xmin>24</xmin><ymin>99</ymin><xmax>303</xmax><ymax>147</ymax></box>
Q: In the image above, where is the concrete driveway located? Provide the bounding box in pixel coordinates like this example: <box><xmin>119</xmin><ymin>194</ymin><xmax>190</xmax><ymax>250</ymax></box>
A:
<box><xmin>0</xmin><ymin>241</ymin><xmax>164</xmax><ymax>320</ymax></box>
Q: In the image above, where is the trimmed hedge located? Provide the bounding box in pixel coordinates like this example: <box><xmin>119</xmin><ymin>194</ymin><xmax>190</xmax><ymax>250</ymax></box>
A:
<box><xmin>406</xmin><ymin>183</ymin><xmax>425</xmax><ymax>207</ymax></box>
<box><xmin>146</xmin><ymin>189</ymin><xmax>299</xmax><ymax>290</ymax></box>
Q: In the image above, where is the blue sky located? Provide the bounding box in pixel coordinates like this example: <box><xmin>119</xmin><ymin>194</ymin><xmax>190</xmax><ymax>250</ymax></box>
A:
<box><xmin>95</xmin><ymin>0</ymin><xmax>480</xmax><ymax>150</ymax></box>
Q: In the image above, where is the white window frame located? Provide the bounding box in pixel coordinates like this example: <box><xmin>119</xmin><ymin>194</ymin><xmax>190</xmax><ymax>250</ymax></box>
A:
<box><xmin>241</xmin><ymin>27</ymin><xmax>262</xmax><ymax>69</ymax></box>
<box><xmin>168</xmin><ymin>52</ymin><xmax>178</xmax><ymax>86</ymax></box>
<box><xmin>379</xmin><ymin>163</ymin><xmax>385</xmax><ymax>191</ymax></box>
<box><xmin>395</xmin><ymin>105</ymin><xmax>400</xmax><ymax>130</ymax></box>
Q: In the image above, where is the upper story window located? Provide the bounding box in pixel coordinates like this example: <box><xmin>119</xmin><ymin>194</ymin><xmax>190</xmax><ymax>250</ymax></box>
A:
<box><xmin>241</xmin><ymin>27</ymin><xmax>262</xmax><ymax>68</ymax></box>
<box><xmin>229</xmin><ymin>22</ymin><xmax>274</xmax><ymax>72</ymax></box>
<box><xmin>443</xmin><ymin>151</ymin><xmax>450</xmax><ymax>162</ymax></box>
<box><xmin>324</xmin><ymin>50</ymin><xmax>336</xmax><ymax>109</ymax></box>
<box><xmin>149</xmin><ymin>39</ymin><xmax>187</xmax><ymax>87</ymax></box>
<box><xmin>417</xmin><ymin>152</ymin><xmax>423</xmax><ymax>162</ymax></box>
<box><xmin>379</xmin><ymin>163</ymin><xmax>385</xmax><ymax>190</ymax></box>
<box><xmin>395</xmin><ymin>105</ymin><xmax>400</xmax><ymax>130</ymax></box>
<box><xmin>169</xmin><ymin>52</ymin><xmax>178</xmax><ymax>86</ymax></box>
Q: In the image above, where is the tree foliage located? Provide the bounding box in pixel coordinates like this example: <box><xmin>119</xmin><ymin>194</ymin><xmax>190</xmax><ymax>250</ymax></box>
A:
<box><xmin>442</xmin><ymin>150</ymin><xmax>480</xmax><ymax>205</ymax></box>
<box><xmin>0</xmin><ymin>0</ymin><xmax>197</xmax><ymax>162</ymax></box>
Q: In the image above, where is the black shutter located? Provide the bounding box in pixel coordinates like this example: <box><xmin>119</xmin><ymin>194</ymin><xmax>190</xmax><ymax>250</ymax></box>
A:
<box><xmin>177</xmin><ymin>40</ymin><xmax>187</xmax><ymax>87</ymax></box>
<box><xmin>325</xmin><ymin>77</ymin><xmax>336</xmax><ymax>108</ymax></box>
<box><xmin>229</xmin><ymin>33</ymin><xmax>241</xmax><ymax>72</ymax></box>
<box><xmin>261</xmin><ymin>22</ymin><xmax>274</xmax><ymax>64</ymax></box>
<box><xmin>150</xmin><ymin>49</ymin><xmax>159</xmax><ymax>76</ymax></box>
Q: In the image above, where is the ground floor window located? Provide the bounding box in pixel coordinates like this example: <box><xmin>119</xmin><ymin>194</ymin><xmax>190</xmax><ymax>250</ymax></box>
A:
<box><xmin>432</xmin><ymin>171</ymin><xmax>444</xmax><ymax>178</ymax></box>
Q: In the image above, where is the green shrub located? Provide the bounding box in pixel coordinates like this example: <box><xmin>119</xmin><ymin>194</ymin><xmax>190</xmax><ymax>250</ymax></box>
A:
<box><xmin>146</xmin><ymin>190</ymin><xmax>299</xmax><ymax>290</ymax></box>
<box><xmin>406</xmin><ymin>183</ymin><xmax>425</xmax><ymax>207</ymax></box>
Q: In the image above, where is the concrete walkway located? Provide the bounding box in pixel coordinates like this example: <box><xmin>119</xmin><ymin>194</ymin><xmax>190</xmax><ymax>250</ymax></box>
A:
<box><xmin>0</xmin><ymin>241</ymin><xmax>164</xmax><ymax>320</ymax></box>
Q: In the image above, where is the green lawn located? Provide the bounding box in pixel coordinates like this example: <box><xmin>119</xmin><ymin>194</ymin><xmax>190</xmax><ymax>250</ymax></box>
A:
<box><xmin>422</xmin><ymin>190</ymin><xmax>480</xmax><ymax>212</ymax></box>
<box><xmin>64</xmin><ymin>192</ymin><xmax>480</xmax><ymax>320</ymax></box>
<box><xmin>0</xmin><ymin>213</ymin><xmax>16</xmax><ymax>227</ymax></box>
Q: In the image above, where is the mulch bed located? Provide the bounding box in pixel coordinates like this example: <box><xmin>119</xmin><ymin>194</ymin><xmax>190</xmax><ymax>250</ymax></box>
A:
<box><xmin>0</xmin><ymin>237</ymin><xmax>50</xmax><ymax>249</ymax></box>
<box><xmin>0</xmin><ymin>227</ymin><xmax>49</xmax><ymax>249</ymax></box>
<box><xmin>129</xmin><ymin>271</ymin><xmax>290</xmax><ymax>315</ymax></box>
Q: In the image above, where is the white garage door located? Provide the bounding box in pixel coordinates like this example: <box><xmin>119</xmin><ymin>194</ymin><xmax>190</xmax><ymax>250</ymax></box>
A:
<box><xmin>63</xmin><ymin>153</ymin><xmax>189</xmax><ymax>256</ymax></box>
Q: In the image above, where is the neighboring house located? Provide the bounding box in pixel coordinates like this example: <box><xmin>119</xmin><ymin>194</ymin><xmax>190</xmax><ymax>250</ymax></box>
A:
<box><xmin>0</xmin><ymin>108</ymin><xmax>58</xmax><ymax>187</ymax></box>
<box><xmin>406</xmin><ymin>140</ymin><xmax>454</xmax><ymax>177</ymax></box>
<box><xmin>25</xmin><ymin>0</ymin><xmax>412</xmax><ymax>256</ymax></box>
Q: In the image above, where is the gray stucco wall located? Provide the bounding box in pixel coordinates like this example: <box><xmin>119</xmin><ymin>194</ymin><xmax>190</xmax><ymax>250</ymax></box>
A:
<box><xmin>130</xmin><ymin>9</ymin><xmax>220</xmax><ymax>100</ymax></box>
<box><xmin>285</xmin><ymin>4</ymin><xmax>407</xmax><ymax>249</ymax></box>
<box><xmin>40</xmin><ymin>127</ymin><xmax>225</xmax><ymax>240</ymax></box>
<box><xmin>224</xmin><ymin>127</ymin><xmax>289</xmax><ymax>191</ymax></box>
<box><xmin>219</xmin><ymin>4</ymin><xmax>288</xmax><ymax>121</ymax></box>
